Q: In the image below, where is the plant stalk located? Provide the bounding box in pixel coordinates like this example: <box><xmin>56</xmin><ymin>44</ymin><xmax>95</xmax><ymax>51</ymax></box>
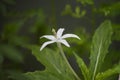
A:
<box><xmin>57</xmin><ymin>42</ymin><xmax>81</xmax><ymax>80</ymax></box>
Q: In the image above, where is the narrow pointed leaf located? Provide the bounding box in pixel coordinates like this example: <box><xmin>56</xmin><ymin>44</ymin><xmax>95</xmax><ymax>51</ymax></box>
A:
<box><xmin>74</xmin><ymin>53</ymin><xmax>90</xmax><ymax>80</ymax></box>
<box><xmin>89</xmin><ymin>20</ymin><xmax>113</xmax><ymax>80</ymax></box>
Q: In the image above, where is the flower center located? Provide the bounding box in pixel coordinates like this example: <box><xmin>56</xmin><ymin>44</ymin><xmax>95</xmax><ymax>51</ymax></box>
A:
<box><xmin>57</xmin><ymin>37</ymin><xmax>62</xmax><ymax>40</ymax></box>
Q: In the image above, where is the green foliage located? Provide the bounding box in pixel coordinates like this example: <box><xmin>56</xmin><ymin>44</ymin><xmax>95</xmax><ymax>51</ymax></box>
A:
<box><xmin>89</xmin><ymin>20</ymin><xmax>113</xmax><ymax>80</ymax></box>
<box><xmin>23</xmin><ymin>20</ymin><xmax>120</xmax><ymax>80</ymax></box>
<box><xmin>24</xmin><ymin>46</ymin><xmax>75</xmax><ymax>80</ymax></box>
<box><xmin>96</xmin><ymin>2</ymin><xmax>120</xmax><ymax>16</ymax></box>
<box><xmin>96</xmin><ymin>62</ymin><xmax>120</xmax><ymax>80</ymax></box>
<box><xmin>0</xmin><ymin>0</ymin><xmax>120</xmax><ymax>80</ymax></box>
<box><xmin>0</xmin><ymin>1</ymin><xmax>48</xmax><ymax>79</ymax></box>
<box><xmin>74</xmin><ymin>53</ymin><xmax>90</xmax><ymax>80</ymax></box>
<box><xmin>61</xmin><ymin>4</ymin><xmax>86</xmax><ymax>18</ymax></box>
<box><xmin>72</xmin><ymin>21</ymin><xmax>120</xmax><ymax>80</ymax></box>
<box><xmin>0</xmin><ymin>20</ymin><xmax>27</xmax><ymax>63</ymax></box>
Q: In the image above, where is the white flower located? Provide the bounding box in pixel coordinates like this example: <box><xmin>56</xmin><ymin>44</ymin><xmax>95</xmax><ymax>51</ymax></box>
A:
<box><xmin>40</xmin><ymin>28</ymin><xmax>80</xmax><ymax>51</ymax></box>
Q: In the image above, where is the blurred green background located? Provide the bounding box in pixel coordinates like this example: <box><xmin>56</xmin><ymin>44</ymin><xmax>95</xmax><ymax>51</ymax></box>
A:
<box><xmin>0</xmin><ymin>0</ymin><xmax>120</xmax><ymax>80</ymax></box>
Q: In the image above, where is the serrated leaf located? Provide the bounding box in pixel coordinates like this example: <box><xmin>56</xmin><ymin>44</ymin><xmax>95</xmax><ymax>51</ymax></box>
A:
<box><xmin>24</xmin><ymin>45</ymin><xmax>75</xmax><ymax>80</ymax></box>
<box><xmin>25</xmin><ymin>71</ymin><xmax>60</xmax><ymax>80</ymax></box>
<box><xmin>74</xmin><ymin>53</ymin><xmax>90</xmax><ymax>80</ymax></box>
<box><xmin>89</xmin><ymin>20</ymin><xmax>113</xmax><ymax>80</ymax></box>
<box><xmin>96</xmin><ymin>63</ymin><xmax>120</xmax><ymax>80</ymax></box>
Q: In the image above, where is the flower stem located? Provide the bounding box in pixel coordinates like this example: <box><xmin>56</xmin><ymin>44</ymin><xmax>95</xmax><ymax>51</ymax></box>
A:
<box><xmin>57</xmin><ymin>42</ymin><xmax>81</xmax><ymax>80</ymax></box>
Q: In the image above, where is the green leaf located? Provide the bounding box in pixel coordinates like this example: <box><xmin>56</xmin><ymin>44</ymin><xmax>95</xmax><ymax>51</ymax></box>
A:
<box><xmin>25</xmin><ymin>71</ymin><xmax>61</xmax><ymax>80</ymax></box>
<box><xmin>89</xmin><ymin>20</ymin><xmax>113</xmax><ymax>80</ymax></box>
<box><xmin>74</xmin><ymin>53</ymin><xmax>90</xmax><ymax>80</ymax></box>
<box><xmin>96</xmin><ymin>63</ymin><xmax>120</xmax><ymax>80</ymax></box>
<box><xmin>24</xmin><ymin>45</ymin><xmax>75</xmax><ymax>80</ymax></box>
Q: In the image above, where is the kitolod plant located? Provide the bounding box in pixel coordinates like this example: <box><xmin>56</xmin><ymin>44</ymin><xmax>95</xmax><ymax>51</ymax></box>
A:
<box><xmin>20</xmin><ymin>20</ymin><xmax>120</xmax><ymax>80</ymax></box>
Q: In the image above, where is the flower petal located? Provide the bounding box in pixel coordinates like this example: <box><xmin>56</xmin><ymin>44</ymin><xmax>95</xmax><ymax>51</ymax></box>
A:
<box><xmin>40</xmin><ymin>35</ymin><xmax>55</xmax><ymax>40</ymax></box>
<box><xmin>57</xmin><ymin>28</ymin><xmax>65</xmax><ymax>38</ymax></box>
<box><xmin>40</xmin><ymin>41</ymin><xmax>55</xmax><ymax>51</ymax></box>
<box><xmin>62</xmin><ymin>34</ymin><xmax>80</xmax><ymax>40</ymax></box>
<box><xmin>58</xmin><ymin>39</ymin><xmax>70</xmax><ymax>47</ymax></box>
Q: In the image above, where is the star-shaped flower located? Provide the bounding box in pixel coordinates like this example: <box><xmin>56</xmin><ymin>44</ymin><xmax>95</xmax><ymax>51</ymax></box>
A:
<box><xmin>40</xmin><ymin>28</ymin><xmax>80</xmax><ymax>51</ymax></box>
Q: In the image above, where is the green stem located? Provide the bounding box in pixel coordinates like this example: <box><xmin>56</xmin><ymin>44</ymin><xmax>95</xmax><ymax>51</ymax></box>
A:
<box><xmin>57</xmin><ymin>42</ymin><xmax>81</xmax><ymax>80</ymax></box>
